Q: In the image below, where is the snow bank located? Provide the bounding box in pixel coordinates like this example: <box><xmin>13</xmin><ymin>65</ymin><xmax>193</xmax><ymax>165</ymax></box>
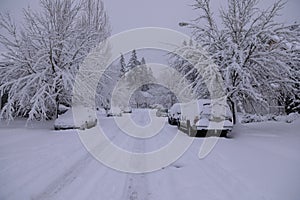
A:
<box><xmin>241</xmin><ymin>112</ymin><xmax>300</xmax><ymax>124</ymax></box>
<box><xmin>54</xmin><ymin>106</ymin><xmax>97</xmax><ymax>130</ymax></box>
<box><xmin>241</xmin><ymin>114</ymin><xmax>265</xmax><ymax>123</ymax></box>
<box><xmin>285</xmin><ymin>112</ymin><xmax>300</xmax><ymax>123</ymax></box>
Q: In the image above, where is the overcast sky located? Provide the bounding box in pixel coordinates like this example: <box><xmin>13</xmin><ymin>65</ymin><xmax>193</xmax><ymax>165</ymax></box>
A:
<box><xmin>104</xmin><ymin>0</ymin><xmax>299</xmax><ymax>34</ymax></box>
<box><xmin>0</xmin><ymin>0</ymin><xmax>299</xmax><ymax>61</ymax></box>
<box><xmin>1</xmin><ymin>0</ymin><xmax>299</xmax><ymax>35</ymax></box>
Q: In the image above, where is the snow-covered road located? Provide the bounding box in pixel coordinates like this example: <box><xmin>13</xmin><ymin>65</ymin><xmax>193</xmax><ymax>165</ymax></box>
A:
<box><xmin>1</xmin><ymin>109</ymin><xmax>300</xmax><ymax>200</ymax></box>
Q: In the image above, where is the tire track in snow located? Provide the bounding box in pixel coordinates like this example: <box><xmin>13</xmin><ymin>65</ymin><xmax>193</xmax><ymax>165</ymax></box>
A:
<box><xmin>0</xmin><ymin>138</ymin><xmax>86</xmax><ymax>200</ymax></box>
<box><xmin>32</xmin><ymin>153</ymin><xmax>93</xmax><ymax>200</ymax></box>
<box><xmin>31</xmin><ymin>126</ymin><xmax>121</xmax><ymax>200</ymax></box>
<box><xmin>122</xmin><ymin>139</ymin><xmax>151</xmax><ymax>200</ymax></box>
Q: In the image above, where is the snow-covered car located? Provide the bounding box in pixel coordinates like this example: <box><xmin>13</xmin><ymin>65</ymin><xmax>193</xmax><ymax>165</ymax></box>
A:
<box><xmin>121</xmin><ymin>106</ymin><xmax>132</xmax><ymax>114</ymax></box>
<box><xmin>178</xmin><ymin>99</ymin><xmax>233</xmax><ymax>137</ymax></box>
<box><xmin>107</xmin><ymin>107</ymin><xmax>122</xmax><ymax>117</ymax></box>
<box><xmin>54</xmin><ymin>106</ymin><xmax>97</xmax><ymax>130</ymax></box>
<box><xmin>149</xmin><ymin>104</ymin><xmax>164</xmax><ymax>110</ymax></box>
<box><xmin>156</xmin><ymin>107</ymin><xmax>168</xmax><ymax>117</ymax></box>
<box><xmin>168</xmin><ymin>103</ymin><xmax>182</xmax><ymax>125</ymax></box>
<box><xmin>58</xmin><ymin>104</ymin><xmax>69</xmax><ymax>115</ymax></box>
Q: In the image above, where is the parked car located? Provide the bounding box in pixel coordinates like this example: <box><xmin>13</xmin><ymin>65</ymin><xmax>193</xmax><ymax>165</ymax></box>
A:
<box><xmin>58</xmin><ymin>104</ymin><xmax>69</xmax><ymax>115</ymax></box>
<box><xmin>54</xmin><ymin>106</ymin><xmax>97</xmax><ymax>130</ymax></box>
<box><xmin>178</xmin><ymin>99</ymin><xmax>233</xmax><ymax>137</ymax></box>
<box><xmin>156</xmin><ymin>107</ymin><xmax>168</xmax><ymax>117</ymax></box>
<box><xmin>122</xmin><ymin>106</ymin><xmax>132</xmax><ymax>114</ymax></box>
<box><xmin>107</xmin><ymin>107</ymin><xmax>122</xmax><ymax>117</ymax></box>
<box><xmin>149</xmin><ymin>104</ymin><xmax>164</xmax><ymax>110</ymax></box>
<box><xmin>168</xmin><ymin>103</ymin><xmax>182</xmax><ymax>125</ymax></box>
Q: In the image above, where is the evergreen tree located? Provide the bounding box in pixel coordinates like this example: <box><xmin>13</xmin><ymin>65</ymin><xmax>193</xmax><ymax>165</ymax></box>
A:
<box><xmin>127</xmin><ymin>49</ymin><xmax>141</xmax><ymax>70</ymax></box>
<box><xmin>119</xmin><ymin>54</ymin><xmax>126</xmax><ymax>77</ymax></box>
<box><xmin>140</xmin><ymin>57</ymin><xmax>151</xmax><ymax>91</ymax></box>
<box><xmin>141</xmin><ymin>57</ymin><xmax>146</xmax><ymax>65</ymax></box>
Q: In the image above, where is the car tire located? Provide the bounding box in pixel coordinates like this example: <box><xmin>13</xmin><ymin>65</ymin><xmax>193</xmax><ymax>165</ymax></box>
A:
<box><xmin>221</xmin><ymin>130</ymin><xmax>228</xmax><ymax>138</ymax></box>
<box><xmin>187</xmin><ymin>120</ymin><xmax>191</xmax><ymax>136</ymax></box>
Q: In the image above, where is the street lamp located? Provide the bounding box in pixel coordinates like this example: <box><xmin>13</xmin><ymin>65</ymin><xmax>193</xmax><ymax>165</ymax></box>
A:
<box><xmin>179</xmin><ymin>22</ymin><xmax>204</xmax><ymax>32</ymax></box>
<box><xmin>178</xmin><ymin>22</ymin><xmax>190</xmax><ymax>27</ymax></box>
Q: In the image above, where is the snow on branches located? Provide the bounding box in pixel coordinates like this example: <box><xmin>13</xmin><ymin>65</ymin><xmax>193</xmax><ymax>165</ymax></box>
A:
<box><xmin>0</xmin><ymin>0</ymin><xmax>110</xmax><ymax>121</ymax></box>
<box><xmin>179</xmin><ymin>0</ymin><xmax>300</xmax><ymax>122</ymax></box>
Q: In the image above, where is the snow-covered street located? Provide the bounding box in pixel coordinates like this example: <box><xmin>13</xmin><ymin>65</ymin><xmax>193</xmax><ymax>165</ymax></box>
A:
<box><xmin>1</xmin><ymin>0</ymin><xmax>299</xmax><ymax>199</ymax></box>
<box><xmin>1</xmin><ymin>109</ymin><xmax>300</xmax><ymax>200</ymax></box>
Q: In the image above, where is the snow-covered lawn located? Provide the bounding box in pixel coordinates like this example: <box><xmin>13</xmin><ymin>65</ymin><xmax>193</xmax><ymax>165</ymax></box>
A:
<box><xmin>0</xmin><ymin>110</ymin><xmax>299</xmax><ymax>200</ymax></box>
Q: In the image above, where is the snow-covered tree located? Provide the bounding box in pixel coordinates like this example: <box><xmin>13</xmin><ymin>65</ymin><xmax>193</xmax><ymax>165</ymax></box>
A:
<box><xmin>127</xmin><ymin>49</ymin><xmax>140</xmax><ymax>70</ymax></box>
<box><xmin>114</xmin><ymin>52</ymin><xmax>156</xmax><ymax>108</ymax></box>
<box><xmin>141</xmin><ymin>57</ymin><xmax>146</xmax><ymax>65</ymax></box>
<box><xmin>168</xmin><ymin>40</ymin><xmax>210</xmax><ymax>99</ymax></box>
<box><xmin>0</xmin><ymin>0</ymin><xmax>110</xmax><ymax>121</ymax></box>
<box><xmin>180</xmin><ymin>0</ymin><xmax>300</xmax><ymax>123</ymax></box>
<box><xmin>140</xmin><ymin>57</ymin><xmax>153</xmax><ymax>91</ymax></box>
<box><xmin>157</xmin><ymin>69</ymin><xmax>198</xmax><ymax>103</ymax></box>
<box><xmin>119</xmin><ymin>53</ymin><xmax>127</xmax><ymax>76</ymax></box>
<box><xmin>124</xmin><ymin>52</ymin><xmax>155</xmax><ymax>89</ymax></box>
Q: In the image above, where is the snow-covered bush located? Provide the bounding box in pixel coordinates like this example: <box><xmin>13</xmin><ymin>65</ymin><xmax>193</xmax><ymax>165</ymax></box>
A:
<box><xmin>285</xmin><ymin>113</ymin><xmax>300</xmax><ymax>123</ymax></box>
<box><xmin>241</xmin><ymin>114</ymin><xmax>264</xmax><ymax>123</ymax></box>
<box><xmin>241</xmin><ymin>112</ymin><xmax>300</xmax><ymax>124</ymax></box>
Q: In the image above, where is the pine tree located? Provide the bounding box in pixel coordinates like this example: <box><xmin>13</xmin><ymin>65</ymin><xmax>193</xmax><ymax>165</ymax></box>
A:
<box><xmin>117</xmin><ymin>54</ymin><xmax>156</xmax><ymax>108</ymax></box>
<box><xmin>141</xmin><ymin>57</ymin><xmax>146</xmax><ymax>65</ymax></box>
<box><xmin>120</xmin><ymin>54</ymin><xmax>127</xmax><ymax>76</ymax></box>
<box><xmin>127</xmin><ymin>49</ymin><xmax>141</xmax><ymax>70</ymax></box>
<box><xmin>140</xmin><ymin>57</ymin><xmax>151</xmax><ymax>91</ymax></box>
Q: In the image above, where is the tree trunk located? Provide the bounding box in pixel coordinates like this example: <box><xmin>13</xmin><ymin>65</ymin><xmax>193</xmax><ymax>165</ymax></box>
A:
<box><xmin>55</xmin><ymin>94</ymin><xmax>59</xmax><ymax>119</ymax></box>
<box><xmin>229</xmin><ymin>99</ymin><xmax>237</xmax><ymax>124</ymax></box>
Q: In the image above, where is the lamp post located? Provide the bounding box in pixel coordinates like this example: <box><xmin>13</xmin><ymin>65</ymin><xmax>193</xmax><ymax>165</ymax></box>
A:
<box><xmin>178</xmin><ymin>22</ymin><xmax>190</xmax><ymax>27</ymax></box>
<box><xmin>179</xmin><ymin>22</ymin><xmax>204</xmax><ymax>32</ymax></box>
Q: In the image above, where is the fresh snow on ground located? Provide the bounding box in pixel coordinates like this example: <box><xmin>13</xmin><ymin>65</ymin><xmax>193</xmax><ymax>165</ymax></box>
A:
<box><xmin>0</xmin><ymin>109</ymin><xmax>300</xmax><ymax>200</ymax></box>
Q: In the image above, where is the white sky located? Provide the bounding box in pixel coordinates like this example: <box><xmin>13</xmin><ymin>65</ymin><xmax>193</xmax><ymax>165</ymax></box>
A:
<box><xmin>0</xmin><ymin>0</ymin><xmax>299</xmax><ymax>35</ymax></box>
<box><xmin>103</xmin><ymin>0</ymin><xmax>299</xmax><ymax>34</ymax></box>
<box><xmin>0</xmin><ymin>0</ymin><xmax>299</xmax><ymax>60</ymax></box>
